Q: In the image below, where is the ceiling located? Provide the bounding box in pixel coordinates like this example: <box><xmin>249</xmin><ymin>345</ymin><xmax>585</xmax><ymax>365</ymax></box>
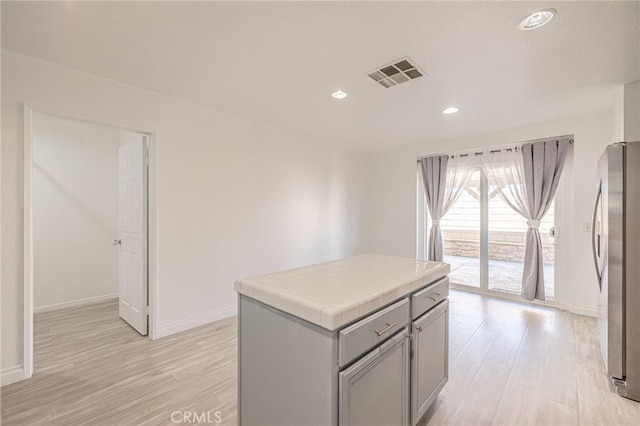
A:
<box><xmin>2</xmin><ymin>1</ymin><xmax>639</xmax><ymax>149</ymax></box>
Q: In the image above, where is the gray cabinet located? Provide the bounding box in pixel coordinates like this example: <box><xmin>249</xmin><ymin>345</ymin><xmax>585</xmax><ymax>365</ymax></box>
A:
<box><xmin>411</xmin><ymin>300</ymin><xmax>449</xmax><ymax>425</ymax></box>
<box><xmin>238</xmin><ymin>275</ymin><xmax>449</xmax><ymax>426</ymax></box>
<box><xmin>339</xmin><ymin>329</ymin><xmax>410</xmax><ymax>426</ymax></box>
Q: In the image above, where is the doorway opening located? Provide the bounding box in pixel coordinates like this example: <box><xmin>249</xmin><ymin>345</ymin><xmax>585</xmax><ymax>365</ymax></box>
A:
<box><xmin>23</xmin><ymin>105</ymin><xmax>157</xmax><ymax>379</ymax></box>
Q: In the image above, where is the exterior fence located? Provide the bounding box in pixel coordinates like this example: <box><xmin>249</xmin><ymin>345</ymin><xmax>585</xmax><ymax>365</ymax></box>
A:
<box><xmin>442</xmin><ymin>229</ymin><xmax>554</xmax><ymax>264</ymax></box>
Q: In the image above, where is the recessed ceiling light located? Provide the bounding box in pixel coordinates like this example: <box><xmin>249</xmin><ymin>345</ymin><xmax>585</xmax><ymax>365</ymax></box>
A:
<box><xmin>442</xmin><ymin>107</ymin><xmax>459</xmax><ymax>114</ymax></box>
<box><xmin>331</xmin><ymin>90</ymin><xmax>347</xmax><ymax>100</ymax></box>
<box><xmin>518</xmin><ymin>9</ymin><xmax>556</xmax><ymax>31</ymax></box>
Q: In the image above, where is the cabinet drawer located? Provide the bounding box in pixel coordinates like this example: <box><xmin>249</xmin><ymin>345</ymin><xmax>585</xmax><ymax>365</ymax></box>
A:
<box><xmin>339</xmin><ymin>299</ymin><xmax>409</xmax><ymax>367</ymax></box>
<box><xmin>411</xmin><ymin>277</ymin><xmax>449</xmax><ymax>319</ymax></box>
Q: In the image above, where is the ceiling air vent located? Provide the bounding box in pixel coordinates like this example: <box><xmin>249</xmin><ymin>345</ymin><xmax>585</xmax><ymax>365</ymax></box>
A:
<box><xmin>367</xmin><ymin>57</ymin><xmax>425</xmax><ymax>88</ymax></box>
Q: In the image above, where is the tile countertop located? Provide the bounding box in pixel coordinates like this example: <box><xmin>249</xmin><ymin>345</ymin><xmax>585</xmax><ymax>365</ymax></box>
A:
<box><xmin>234</xmin><ymin>253</ymin><xmax>450</xmax><ymax>331</ymax></box>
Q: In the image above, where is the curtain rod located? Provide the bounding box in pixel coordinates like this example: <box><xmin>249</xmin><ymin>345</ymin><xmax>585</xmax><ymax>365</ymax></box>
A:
<box><xmin>416</xmin><ymin>135</ymin><xmax>574</xmax><ymax>162</ymax></box>
<box><xmin>452</xmin><ymin>147</ymin><xmax>518</xmax><ymax>158</ymax></box>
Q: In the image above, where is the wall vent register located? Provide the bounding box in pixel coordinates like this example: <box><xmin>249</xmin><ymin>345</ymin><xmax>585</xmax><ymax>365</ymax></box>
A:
<box><xmin>367</xmin><ymin>57</ymin><xmax>425</xmax><ymax>88</ymax></box>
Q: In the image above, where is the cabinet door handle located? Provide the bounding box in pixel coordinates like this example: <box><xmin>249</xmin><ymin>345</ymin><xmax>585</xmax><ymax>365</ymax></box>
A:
<box><xmin>417</xmin><ymin>325</ymin><xmax>424</xmax><ymax>332</ymax></box>
<box><xmin>429</xmin><ymin>293</ymin><xmax>441</xmax><ymax>301</ymax></box>
<box><xmin>374</xmin><ymin>322</ymin><xmax>397</xmax><ymax>336</ymax></box>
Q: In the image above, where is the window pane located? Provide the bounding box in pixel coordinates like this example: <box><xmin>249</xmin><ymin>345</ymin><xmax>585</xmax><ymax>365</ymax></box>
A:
<box><xmin>441</xmin><ymin>169</ymin><xmax>481</xmax><ymax>288</ymax></box>
<box><xmin>487</xmin><ymin>192</ymin><xmax>525</xmax><ymax>295</ymax></box>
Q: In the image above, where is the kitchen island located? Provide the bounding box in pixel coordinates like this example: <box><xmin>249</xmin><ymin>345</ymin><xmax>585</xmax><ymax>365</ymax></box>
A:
<box><xmin>235</xmin><ymin>253</ymin><xmax>450</xmax><ymax>426</ymax></box>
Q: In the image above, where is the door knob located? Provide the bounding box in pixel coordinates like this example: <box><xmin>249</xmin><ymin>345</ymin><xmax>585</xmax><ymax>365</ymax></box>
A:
<box><xmin>112</xmin><ymin>239</ymin><xmax>121</xmax><ymax>246</ymax></box>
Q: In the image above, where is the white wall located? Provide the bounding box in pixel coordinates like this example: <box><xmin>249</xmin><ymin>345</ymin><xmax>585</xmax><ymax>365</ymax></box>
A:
<box><xmin>365</xmin><ymin>111</ymin><xmax>620</xmax><ymax>316</ymax></box>
<box><xmin>613</xmin><ymin>85</ymin><xmax>625</xmax><ymax>143</ymax></box>
<box><xmin>33</xmin><ymin>113</ymin><xmax>120</xmax><ymax>311</ymax></box>
<box><xmin>624</xmin><ymin>80</ymin><xmax>640</xmax><ymax>141</ymax></box>
<box><xmin>1</xmin><ymin>50</ymin><xmax>367</xmax><ymax>376</ymax></box>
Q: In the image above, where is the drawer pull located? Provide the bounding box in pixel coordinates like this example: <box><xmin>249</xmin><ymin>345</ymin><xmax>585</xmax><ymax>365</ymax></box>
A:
<box><xmin>429</xmin><ymin>293</ymin><xmax>442</xmax><ymax>301</ymax></box>
<box><xmin>374</xmin><ymin>322</ymin><xmax>397</xmax><ymax>337</ymax></box>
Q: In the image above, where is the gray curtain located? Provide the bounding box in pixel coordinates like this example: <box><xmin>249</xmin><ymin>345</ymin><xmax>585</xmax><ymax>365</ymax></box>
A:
<box><xmin>521</xmin><ymin>140</ymin><xmax>570</xmax><ymax>300</ymax></box>
<box><xmin>419</xmin><ymin>156</ymin><xmax>448</xmax><ymax>261</ymax></box>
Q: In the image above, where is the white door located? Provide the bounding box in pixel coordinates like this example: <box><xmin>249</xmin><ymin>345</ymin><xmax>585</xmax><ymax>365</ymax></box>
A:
<box><xmin>118</xmin><ymin>135</ymin><xmax>147</xmax><ymax>335</ymax></box>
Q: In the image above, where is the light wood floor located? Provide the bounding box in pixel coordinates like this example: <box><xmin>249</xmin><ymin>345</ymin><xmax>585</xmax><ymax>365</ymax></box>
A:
<box><xmin>419</xmin><ymin>291</ymin><xmax>640</xmax><ymax>426</ymax></box>
<box><xmin>1</xmin><ymin>300</ymin><xmax>237</xmax><ymax>425</ymax></box>
<box><xmin>2</xmin><ymin>291</ymin><xmax>639</xmax><ymax>425</ymax></box>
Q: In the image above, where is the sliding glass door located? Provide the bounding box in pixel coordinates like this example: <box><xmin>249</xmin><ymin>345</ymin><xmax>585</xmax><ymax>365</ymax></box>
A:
<box><xmin>430</xmin><ymin>168</ymin><xmax>557</xmax><ymax>301</ymax></box>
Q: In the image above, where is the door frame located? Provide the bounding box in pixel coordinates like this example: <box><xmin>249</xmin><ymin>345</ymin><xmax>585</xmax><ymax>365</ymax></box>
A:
<box><xmin>22</xmin><ymin>103</ymin><xmax>159</xmax><ymax>380</ymax></box>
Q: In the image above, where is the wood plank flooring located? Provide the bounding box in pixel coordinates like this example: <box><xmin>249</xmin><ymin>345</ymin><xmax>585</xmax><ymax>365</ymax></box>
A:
<box><xmin>1</xmin><ymin>300</ymin><xmax>237</xmax><ymax>426</ymax></box>
<box><xmin>418</xmin><ymin>291</ymin><xmax>640</xmax><ymax>426</ymax></box>
<box><xmin>2</xmin><ymin>291</ymin><xmax>639</xmax><ymax>425</ymax></box>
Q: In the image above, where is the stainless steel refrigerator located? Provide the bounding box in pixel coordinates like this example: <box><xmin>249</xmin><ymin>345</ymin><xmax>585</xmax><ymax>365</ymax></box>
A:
<box><xmin>592</xmin><ymin>141</ymin><xmax>640</xmax><ymax>402</ymax></box>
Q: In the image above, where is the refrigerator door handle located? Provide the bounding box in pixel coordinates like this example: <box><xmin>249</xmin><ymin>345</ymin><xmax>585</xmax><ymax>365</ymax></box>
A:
<box><xmin>592</xmin><ymin>182</ymin><xmax>602</xmax><ymax>289</ymax></box>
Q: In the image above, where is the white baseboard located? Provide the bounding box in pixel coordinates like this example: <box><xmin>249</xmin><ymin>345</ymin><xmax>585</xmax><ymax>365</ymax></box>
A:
<box><xmin>34</xmin><ymin>293</ymin><xmax>118</xmax><ymax>314</ymax></box>
<box><xmin>569</xmin><ymin>303</ymin><xmax>598</xmax><ymax>317</ymax></box>
<box><xmin>1</xmin><ymin>366</ymin><xmax>25</xmax><ymax>387</ymax></box>
<box><xmin>154</xmin><ymin>305</ymin><xmax>237</xmax><ymax>339</ymax></box>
